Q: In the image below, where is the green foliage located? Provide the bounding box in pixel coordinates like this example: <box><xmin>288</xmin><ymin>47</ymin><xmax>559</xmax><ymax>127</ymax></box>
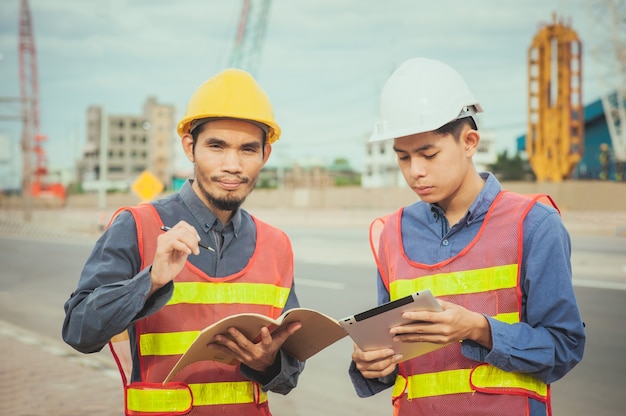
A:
<box><xmin>330</xmin><ymin>157</ymin><xmax>361</xmax><ymax>186</ymax></box>
<box><xmin>487</xmin><ymin>150</ymin><xmax>535</xmax><ymax>181</ymax></box>
<box><xmin>66</xmin><ymin>182</ymin><xmax>83</xmax><ymax>194</ymax></box>
<box><xmin>256</xmin><ymin>177</ymin><xmax>278</xmax><ymax>189</ymax></box>
<box><xmin>334</xmin><ymin>175</ymin><xmax>361</xmax><ymax>187</ymax></box>
<box><xmin>331</xmin><ymin>158</ymin><xmax>351</xmax><ymax>168</ymax></box>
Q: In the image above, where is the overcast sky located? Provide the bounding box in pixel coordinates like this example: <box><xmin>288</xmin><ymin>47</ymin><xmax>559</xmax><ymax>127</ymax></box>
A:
<box><xmin>0</xmin><ymin>0</ymin><xmax>616</xmax><ymax>186</ymax></box>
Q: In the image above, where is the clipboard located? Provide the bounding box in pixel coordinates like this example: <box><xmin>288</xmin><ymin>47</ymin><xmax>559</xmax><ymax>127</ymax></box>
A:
<box><xmin>339</xmin><ymin>289</ymin><xmax>447</xmax><ymax>361</ymax></box>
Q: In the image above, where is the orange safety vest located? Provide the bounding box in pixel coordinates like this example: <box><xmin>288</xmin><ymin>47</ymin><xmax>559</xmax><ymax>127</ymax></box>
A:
<box><xmin>370</xmin><ymin>192</ymin><xmax>556</xmax><ymax>416</ymax></box>
<box><xmin>108</xmin><ymin>204</ymin><xmax>294</xmax><ymax>416</ymax></box>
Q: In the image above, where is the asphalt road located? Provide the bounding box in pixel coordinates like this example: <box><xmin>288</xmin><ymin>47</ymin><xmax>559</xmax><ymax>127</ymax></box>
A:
<box><xmin>0</xmin><ymin>228</ymin><xmax>625</xmax><ymax>415</ymax></box>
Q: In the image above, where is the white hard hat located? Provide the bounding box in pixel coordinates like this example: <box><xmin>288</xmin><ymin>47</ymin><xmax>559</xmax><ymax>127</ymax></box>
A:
<box><xmin>369</xmin><ymin>57</ymin><xmax>483</xmax><ymax>142</ymax></box>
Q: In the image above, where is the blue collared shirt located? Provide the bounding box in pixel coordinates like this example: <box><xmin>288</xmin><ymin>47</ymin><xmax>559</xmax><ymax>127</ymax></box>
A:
<box><xmin>349</xmin><ymin>173</ymin><xmax>586</xmax><ymax>414</ymax></box>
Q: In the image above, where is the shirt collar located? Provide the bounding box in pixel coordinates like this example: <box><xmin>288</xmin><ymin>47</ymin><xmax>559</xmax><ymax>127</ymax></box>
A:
<box><xmin>464</xmin><ymin>172</ymin><xmax>502</xmax><ymax>224</ymax></box>
<box><xmin>179</xmin><ymin>179</ymin><xmax>243</xmax><ymax>236</ymax></box>
<box><xmin>428</xmin><ymin>172</ymin><xmax>502</xmax><ymax>225</ymax></box>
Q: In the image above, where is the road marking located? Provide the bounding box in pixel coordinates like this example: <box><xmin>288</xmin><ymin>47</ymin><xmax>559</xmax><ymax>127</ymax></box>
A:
<box><xmin>573</xmin><ymin>279</ymin><xmax>626</xmax><ymax>291</ymax></box>
<box><xmin>296</xmin><ymin>278</ymin><xmax>346</xmax><ymax>290</ymax></box>
<box><xmin>0</xmin><ymin>318</ymin><xmax>118</xmax><ymax>375</ymax></box>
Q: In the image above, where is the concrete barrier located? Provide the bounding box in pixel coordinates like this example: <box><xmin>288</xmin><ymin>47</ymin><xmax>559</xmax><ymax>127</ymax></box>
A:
<box><xmin>2</xmin><ymin>180</ymin><xmax>625</xmax><ymax>212</ymax></box>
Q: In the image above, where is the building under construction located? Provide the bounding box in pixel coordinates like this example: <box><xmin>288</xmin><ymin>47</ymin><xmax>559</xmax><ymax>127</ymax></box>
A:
<box><xmin>77</xmin><ymin>97</ymin><xmax>176</xmax><ymax>192</ymax></box>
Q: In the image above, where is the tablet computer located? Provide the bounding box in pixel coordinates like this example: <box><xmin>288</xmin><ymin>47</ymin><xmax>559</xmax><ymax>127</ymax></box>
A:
<box><xmin>339</xmin><ymin>289</ymin><xmax>446</xmax><ymax>361</ymax></box>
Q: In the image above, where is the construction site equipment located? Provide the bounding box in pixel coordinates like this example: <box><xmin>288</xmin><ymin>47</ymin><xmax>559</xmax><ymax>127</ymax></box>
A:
<box><xmin>228</xmin><ymin>0</ymin><xmax>272</xmax><ymax>77</ymax></box>
<box><xmin>527</xmin><ymin>13</ymin><xmax>584</xmax><ymax>182</ymax></box>
<box><xmin>19</xmin><ymin>0</ymin><xmax>66</xmax><ymax>209</ymax></box>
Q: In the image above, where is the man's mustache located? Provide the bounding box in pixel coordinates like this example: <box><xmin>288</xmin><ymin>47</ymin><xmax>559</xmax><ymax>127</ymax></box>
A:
<box><xmin>211</xmin><ymin>175</ymin><xmax>250</xmax><ymax>184</ymax></box>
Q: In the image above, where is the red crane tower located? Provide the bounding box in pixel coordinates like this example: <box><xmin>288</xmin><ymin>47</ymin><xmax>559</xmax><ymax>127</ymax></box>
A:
<box><xmin>228</xmin><ymin>0</ymin><xmax>272</xmax><ymax>77</ymax></box>
<box><xmin>19</xmin><ymin>0</ymin><xmax>65</xmax><ymax>212</ymax></box>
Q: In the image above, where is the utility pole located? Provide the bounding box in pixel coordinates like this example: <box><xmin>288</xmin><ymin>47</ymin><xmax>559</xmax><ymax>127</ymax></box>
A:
<box><xmin>98</xmin><ymin>107</ymin><xmax>108</xmax><ymax>210</ymax></box>
<box><xmin>587</xmin><ymin>0</ymin><xmax>626</xmax><ymax>166</ymax></box>
<box><xmin>0</xmin><ymin>98</ymin><xmax>23</xmax><ymax>199</ymax></box>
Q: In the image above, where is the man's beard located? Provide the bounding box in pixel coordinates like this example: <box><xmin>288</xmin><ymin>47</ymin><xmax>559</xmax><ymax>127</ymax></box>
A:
<box><xmin>195</xmin><ymin>171</ymin><xmax>255</xmax><ymax>212</ymax></box>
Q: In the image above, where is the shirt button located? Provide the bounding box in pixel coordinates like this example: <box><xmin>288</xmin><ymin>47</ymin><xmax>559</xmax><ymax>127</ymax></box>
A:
<box><xmin>442</xmin><ymin>239</ymin><xmax>449</xmax><ymax>246</ymax></box>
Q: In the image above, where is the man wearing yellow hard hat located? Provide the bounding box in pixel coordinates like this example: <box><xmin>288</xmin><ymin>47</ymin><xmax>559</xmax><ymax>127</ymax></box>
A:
<box><xmin>63</xmin><ymin>69</ymin><xmax>304</xmax><ymax>415</ymax></box>
<box><xmin>348</xmin><ymin>57</ymin><xmax>585</xmax><ymax>415</ymax></box>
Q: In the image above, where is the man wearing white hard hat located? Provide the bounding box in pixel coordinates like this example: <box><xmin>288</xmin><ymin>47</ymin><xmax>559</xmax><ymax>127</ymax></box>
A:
<box><xmin>349</xmin><ymin>57</ymin><xmax>585</xmax><ymax>415</ymax></box>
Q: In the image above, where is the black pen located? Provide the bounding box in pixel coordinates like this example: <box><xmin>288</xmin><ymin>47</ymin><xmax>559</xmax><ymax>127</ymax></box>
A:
<box><xmin>160</xmin><ymin>226</ymin><xmax>215</xmax><ymax>252</ymax></box>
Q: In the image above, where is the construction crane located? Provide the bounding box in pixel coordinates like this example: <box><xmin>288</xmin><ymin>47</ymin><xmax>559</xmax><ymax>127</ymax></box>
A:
<box><xmin>526</xmin><ymin>13</ymin><xmax>584</xmax><ymax>182</ymax></box>
<box><xmin>587</xmin><ymin>0</ymin><xmax>626</xmax><ymax>171</ymax></box>
<box><xmin>18</xmin><ymin>0</ymin><xmax>65</xmax><ymax>211</ymax></box>
<box><xmin>228</xmin><ymin>0</ymin><xmax>272</xmax><ymax>77</ymax></box>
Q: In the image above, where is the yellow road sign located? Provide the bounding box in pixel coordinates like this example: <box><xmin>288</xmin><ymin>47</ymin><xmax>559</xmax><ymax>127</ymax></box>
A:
<box><xmin>132</xmin><ymin>170</ymin><xmax>164</xmax><ymax>201</ymax></box>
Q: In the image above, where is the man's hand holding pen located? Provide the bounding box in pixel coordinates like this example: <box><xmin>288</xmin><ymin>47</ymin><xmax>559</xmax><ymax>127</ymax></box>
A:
<box><xmin>160</xmin><ymin>225</ymin><xmax>215</xmax><ymax>252</ymax></box>
<box><xmin>148</xmin><ymin>221</ymin><xmax>209</xmax><ymax>297</ymax></box>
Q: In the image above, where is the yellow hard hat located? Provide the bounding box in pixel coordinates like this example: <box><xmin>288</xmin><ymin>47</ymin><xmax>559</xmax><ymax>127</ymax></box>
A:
<box><xmin>177</xmin><ymin>68</ymin><xmax>281</xmax><ymax>143</ymax></box>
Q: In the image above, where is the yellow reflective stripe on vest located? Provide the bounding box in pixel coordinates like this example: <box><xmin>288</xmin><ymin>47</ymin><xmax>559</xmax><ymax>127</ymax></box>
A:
<box><xmin>127</xmin><ymin>385</ymin><xmax>192</xmax><ymax>413</ymax></box>
<box><xmin>399</xmin><ymin>367</ymin><xmax>547</xmax><ymax>400</ymax></box>
<box><xmin>398</xmin><ymin>369</ymin><xmax>474</xmax><ymax>399</ymax></box>
<box><xmin>127</xmin><ymin>382</ymin><xmax>267</xmax><ymax>412</ymax></box>
<box><xmin>190</xmin><ymin>381</ymin><xmax>267</xmax><ymax>406</ymax></box>
<box><xmin>168</xmin><ymin>282</ymin><xmax>290</xmax><ymax>308</ymax></box>
<box><xmin>389</xmin><ymin>264</ymin><xmax>518</xmax><ymax>299</ymax></box>
<box><xmin>140</xmin><ymin>331</ymin><xmax>198</xmax><ymax>356</ymax></box>
<box><xmin>472</xmin><ymin>365</ymin><xmax>547</xmax><ymax>397</ymax></box>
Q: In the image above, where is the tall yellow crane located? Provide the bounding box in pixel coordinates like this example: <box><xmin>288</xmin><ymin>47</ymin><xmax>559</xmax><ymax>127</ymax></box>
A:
<box><xmin>526</xmin><ymin>13</ymin><xmax>584</xmax><ymax>182</ymax></box>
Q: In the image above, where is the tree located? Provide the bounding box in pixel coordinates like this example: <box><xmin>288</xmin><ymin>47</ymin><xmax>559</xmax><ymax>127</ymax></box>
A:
<box><xmin>487</xmin><ymin>150</ymin><xmax>535</xmax><ymax>181</ymax></box>
<box><xmin>329</xmin><ymin>157</ymin><xmax>361</xmax><ymax>186</ymax></box>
